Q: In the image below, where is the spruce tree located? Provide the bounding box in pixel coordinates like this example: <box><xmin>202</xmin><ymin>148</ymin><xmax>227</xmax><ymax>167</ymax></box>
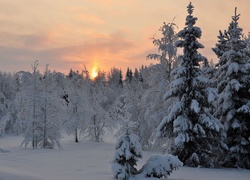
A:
<box><xmin>119</xmin><ymin>69</ymin><xmax>123</xmax><ymax>87</ymax></box>
<box><xmin>125</xmin><ymin>68</ymin><xmax>133</xmax><ymax>82</ymax></box>
<box><xmin>214</xmin><ymin>8</ymin><xmax>250</xmax><ymax>169</ymax></box>
<box><xmin>212</xmin><ymin>30</ymin><xmax>230</xmax><ymax>60</ymax></box>
<box><xmin>111</xmin><ymin>118</ymin><xmax>142</xmax><ymax>180</ymax></box>
<box><xmin>157</xmin><ymin>2</ymin><xmax>224</xmax><ymax>167</ymax></box>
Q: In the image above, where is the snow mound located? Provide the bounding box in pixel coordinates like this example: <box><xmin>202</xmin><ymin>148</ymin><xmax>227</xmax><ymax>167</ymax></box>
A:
<box><xmin>137</xmin><ymin>154</ymin><xmax>183</xmax><ymax>178</ymax></box>
<box><xmin>0</xmin><ymin>148</ymin><xmax>10</xmax><ymax>153</ymax></box>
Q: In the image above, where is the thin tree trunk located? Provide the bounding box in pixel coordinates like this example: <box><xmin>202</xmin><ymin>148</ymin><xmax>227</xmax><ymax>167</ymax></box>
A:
<box><xmin>31</xmin><ymin>61</ymin><xmax>39</xmax><ymax>149</ymax></box>
<box><xmin>75</xmin><ymin>128</ymin><xmax>78</xmax><ymax>143</ymax></box>
<box><xmin>32</xmin><ymin>121</ymin><xmax>35</xmax><ymax>148</ymax></box>
<box><xmin>43</xmin><ymin>96</ymin><xmax>47</xmax><ymax>148</ymax></box>
<box><xmin>93</xmin><ymin>115</ymin><xmax>99</xmax><ymax>142</ymax></box>
<box><xmin>32</xmin><ymin>95</ymin><xmax>36</xmax><ymax>149</ymax></box>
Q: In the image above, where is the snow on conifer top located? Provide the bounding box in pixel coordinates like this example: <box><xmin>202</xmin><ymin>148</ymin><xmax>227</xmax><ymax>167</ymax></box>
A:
<box><xmin>175</xmin><ymin>2</ymin><xmax>204</xmax><ymax>67</ymax></box>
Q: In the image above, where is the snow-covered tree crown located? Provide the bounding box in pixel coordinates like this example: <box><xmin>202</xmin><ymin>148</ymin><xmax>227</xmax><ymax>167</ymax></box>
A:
<box><xmin>116</xmin><ymin>115</ymin><xmax>138</xmax><ymax>137</ymax></box>
<box><xmin>227</xmin><ymin>8</ymin><xmax>246</xmax><ymax>50</ymax></box>
<box><xmin>212</xmin><ymin>8</ymin><xmax>245</xmax><ymax>67</ymax></box>
<box><xmin>187</xmin><ymin>2</ymin><xmax>194</xmax><ymax>15</ymax></box>
<box><xmin>147</xmin><ymin>18</ymin><xmax>178</xmax><ymax>76</ymax></box>
<box><xmin>175</xmin><ymin>2</ymin><xmax>204</xmax><ymax>67</ymax></box>
<box><xmin>212</xmin><ymin>30</ymin><xmax>229</xmax><ymax>59</ymax></box>
<box><xmin>186</xmin><ymin>2</ymin><xmax>198</xmax><ymax>27</ymax></box>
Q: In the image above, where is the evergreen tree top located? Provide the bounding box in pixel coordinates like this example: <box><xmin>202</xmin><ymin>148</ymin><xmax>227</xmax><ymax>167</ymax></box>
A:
<box><xmin>228</xmin><ymin>7</ymin><xmax>243</xmax><ymax>42</ymax></box>
<box><xmin>187</xmin><ymin>2</ymin><xmax>194</xmax><ymax>15</ymax></box>
<box><xmin>176</xmin><ymin>2</ymin><xmax>204</xmax><ymax>53</ymax></box>
<box><xmin>186</xmin><ymin>2</ymin><xmax>197</xmax><ymax>26</ymax></box>
<box><xmin>232</xmin><ymin>7</ymin><xmax>240</xmax><ymax>23</ymax></box>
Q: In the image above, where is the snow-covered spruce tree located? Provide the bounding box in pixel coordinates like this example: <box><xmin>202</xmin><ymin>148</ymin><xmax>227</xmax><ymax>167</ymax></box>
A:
<box><xmin>245</xmin><ymin>32</ymin><xmax>250</xmax><ymax>51</ymax></box>
<box><xmin>157</xmin><ymin>2</ymin><xmax>224</xmax><ymax>167</ymax></box>
<box><xmin>112</xmin><ymin>117</ymin><xmax>142</xmax><ymax>180</ymax></box>
<box><xmin>147</xmin><ymin>20</ymin><xmax>178</xmax><ymax>80</ymax></box>
<box><xmin>212</xmin><ymin>30</ymin><xmax>230</xmax><ymax>60</ymax></box>
<box><xmin>214</xmin><ymin>8</ymin><xmax>250</xmax><ymax>169</ymax></box>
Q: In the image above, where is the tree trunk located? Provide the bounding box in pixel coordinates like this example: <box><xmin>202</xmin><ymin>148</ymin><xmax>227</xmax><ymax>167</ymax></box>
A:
<box><xmin>75</xmin><ymin>128</ymin><xmax>78</xmax><ymax>143</ymax></box>
<box><xmin>43</xmin><ymin>84</ymin><xmax>48</xmax><ymax>148</ymax></box>
<box><xmin>93</xmin><ymin>115</ymin><xmax>100</xmax><ymax>142</ymax></box>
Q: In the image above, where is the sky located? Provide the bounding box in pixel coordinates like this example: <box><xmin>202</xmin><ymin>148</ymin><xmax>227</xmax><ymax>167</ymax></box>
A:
<box><xmin>0</xmin><ymin>0</ymin><xmax>249</xmax><ymax>75</ymax></box>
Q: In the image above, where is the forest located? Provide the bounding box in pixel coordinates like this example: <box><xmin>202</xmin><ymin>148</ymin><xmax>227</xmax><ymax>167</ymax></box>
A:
<box><xmin>0</xmin><ymin>2</ymin><xmax>250</xmax><ymax>180</ymax></box>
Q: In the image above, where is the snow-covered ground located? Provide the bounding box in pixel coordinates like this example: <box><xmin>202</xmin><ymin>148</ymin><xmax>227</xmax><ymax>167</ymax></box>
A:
<box><xmin>0</xmin><ymin>135</ymin><xmax>250</xmax><ymax>180</ymax></box>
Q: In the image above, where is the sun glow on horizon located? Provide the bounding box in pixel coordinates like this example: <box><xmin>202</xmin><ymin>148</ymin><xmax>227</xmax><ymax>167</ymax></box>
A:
<box><xmin>91</xmin><ymin>66</ymin><xmax>98</xmax><ymax>79</ymax></box>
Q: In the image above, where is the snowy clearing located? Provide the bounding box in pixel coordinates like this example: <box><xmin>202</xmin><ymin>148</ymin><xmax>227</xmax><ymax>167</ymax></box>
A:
<box><xmin>0</xmin><ymin>135</ymin><xmax>249</xmax><ymax>180</ymax></box>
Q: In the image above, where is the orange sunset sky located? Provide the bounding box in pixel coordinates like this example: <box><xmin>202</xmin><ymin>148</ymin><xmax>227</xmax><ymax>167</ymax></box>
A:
<box><xmin>0</xmin><ymin>0</ymin><xmax>250</xmax><ymax>75</ymax></box>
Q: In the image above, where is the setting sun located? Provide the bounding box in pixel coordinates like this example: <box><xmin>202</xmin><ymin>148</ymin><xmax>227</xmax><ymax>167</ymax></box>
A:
<box><xmin>91</xmin><ymin>67</ymin><xmax>98</xmax><ymax>79</ymax></box>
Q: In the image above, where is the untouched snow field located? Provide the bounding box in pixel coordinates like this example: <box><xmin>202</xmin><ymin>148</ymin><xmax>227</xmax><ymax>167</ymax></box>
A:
<box><xmin>0</xmin><ymin>135</ymin><xmax>250</xmax><ymax>180</ymax></box>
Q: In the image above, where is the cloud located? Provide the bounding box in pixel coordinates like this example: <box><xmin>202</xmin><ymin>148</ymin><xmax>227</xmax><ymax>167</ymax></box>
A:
<box><xmin>1</xmin><ymin>0</ymin><xmax>250</xmax><ymax>75</ymax></box>
<box><xmin>0</xmin><ymin>30</ymin><xmax>140</xmax><ymax>74</ymax></box>
<box><xmin>18</xmin><ymin>34</ymin><xmax>52</xmax><ymax>48</ymax></box>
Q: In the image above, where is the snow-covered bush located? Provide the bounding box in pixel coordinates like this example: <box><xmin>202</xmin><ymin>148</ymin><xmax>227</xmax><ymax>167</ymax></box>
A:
<box><xmin>138</xmin><ymin>154</ymin><xmax>183</xmax><ymax>178</ymax></box>
<box><xmin>111</xmin><ymin>119</ymin><xmax>142</xmax><ymax>180</ymax></box>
